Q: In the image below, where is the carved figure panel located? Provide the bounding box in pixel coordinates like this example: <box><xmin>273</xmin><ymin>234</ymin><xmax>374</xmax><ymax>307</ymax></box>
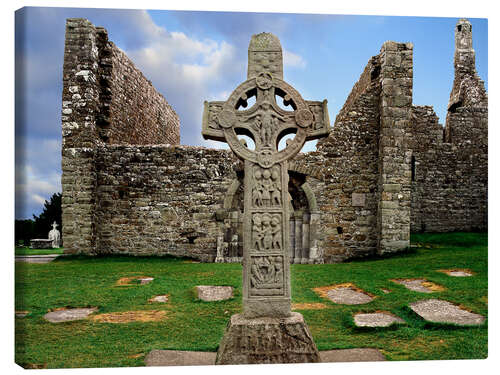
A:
<box><xmin>252</xmin><ymin>165</ymin><xmax>282</xmax><ymax>208</ymax></box>
<box><xmin>251</xmin><ymin>213</ymin><xmax>282</xmax><ymax>252</ymax></box>
<box><xmin>250</xmin><ymin>255</ymin><xmax>284</xmax><ymax>296</ymax></box>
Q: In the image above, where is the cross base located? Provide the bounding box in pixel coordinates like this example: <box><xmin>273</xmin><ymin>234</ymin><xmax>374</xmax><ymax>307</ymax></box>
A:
<box><xmin>215</xmin><ymin>312</ymin><xmax>321</xmax><ymax>365</ymax></box>
<box><xmin>242</xmin><ymin>298</ymin><xmax>290</xmax><ymax>318</ymax></box>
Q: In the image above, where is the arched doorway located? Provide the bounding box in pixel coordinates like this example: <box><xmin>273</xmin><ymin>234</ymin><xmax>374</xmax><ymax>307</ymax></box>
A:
<box><xmin>216</xmin><ymin>170</ymin><xmax>321</xmax><ymax>263</ymax></box>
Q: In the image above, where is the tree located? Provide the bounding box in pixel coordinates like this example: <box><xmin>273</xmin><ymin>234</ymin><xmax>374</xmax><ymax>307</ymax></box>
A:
<box><xmin>32</xmin><ymin>192</ymin><xmax>62</xmax><ymax>242</ymax></box>
<box><xmin>15</xmin><ymin>219</ymin><xmax>34</xmax><ymax>246</ymax></box>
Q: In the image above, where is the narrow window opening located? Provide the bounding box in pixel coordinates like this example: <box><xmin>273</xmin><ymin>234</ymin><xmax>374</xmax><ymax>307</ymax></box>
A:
<box><xmin>337</xmin><ymin>226</ymin><xmax>343</xmax><ymax>234</ymax></box>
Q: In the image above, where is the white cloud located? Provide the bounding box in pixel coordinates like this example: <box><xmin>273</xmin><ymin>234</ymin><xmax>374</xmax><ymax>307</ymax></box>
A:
<box><xmin>16</xmin><ymin>137</ymin><xmax>62</xmax><ymax>217</ymax></box>
<box><xmin>32</xmin><ymin>194</ymin><xmax>48</xmax><ymax>205</ymax></box>
<box><xmin>283</xmin><ymin>49</ymin><xmax>306</xmax><ymax>68</ymax></box>
<box><xmin>121</xmin><ymin>13</ymin><xmax>244</xmax><ymax>148</ymax></box>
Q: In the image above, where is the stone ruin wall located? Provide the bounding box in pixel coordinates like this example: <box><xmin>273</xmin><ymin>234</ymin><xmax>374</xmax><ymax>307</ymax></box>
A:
<box><xmin>61</xmin><ymin>18</ymin><xmax>487</xmax><ymax>261</ymax></box>
<box><xmin>62</xmin><ymin>18</ymin><xmax>180</xmax><ymax>254</ymax></box>
<box><xmin>409</xmin><ymin>19</ymin><xmax>487</xmax><ymax>233</ymax></box>
<box><xmin>409</xmin><ymin>106</ymin><xmax>487</xmax><ymax>232</ymax></box>
<box><xmin>95</xmin><ymin>28</ymin><xmax>180</xmax><ymax>145</ymax></box>
<box><xmin>95</xmin><ymin>145</ymin><xmax>237</xmax><ymax>261</ymax></box>
<box><xmin>293</xmin><ymin>54</ymin><xmax>382</xmax><ymax>262</ymax></box>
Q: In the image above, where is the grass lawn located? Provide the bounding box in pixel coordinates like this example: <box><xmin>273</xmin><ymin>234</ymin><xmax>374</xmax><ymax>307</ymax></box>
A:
<box><xmin>15</xmin><ymin>232</ymin><xmax>487</xmax><ymax>368</ymax></box>
<box><xmin>15</xmin><ymin>247</ymin><xmax>64</xmax><ymax>256</ymax></box>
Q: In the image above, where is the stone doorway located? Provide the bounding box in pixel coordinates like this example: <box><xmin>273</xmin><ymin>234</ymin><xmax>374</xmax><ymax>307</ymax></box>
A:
<box><xmin>216</xmin><ymin>170</ymin><xmax>321</xmax><ymax>263</ymax></box>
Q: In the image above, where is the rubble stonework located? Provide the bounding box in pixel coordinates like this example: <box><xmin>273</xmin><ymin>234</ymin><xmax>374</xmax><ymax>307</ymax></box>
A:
<box><xmin>61</xmin><ymin>18</ymin><xmax>180</xmax><ymax>254</ymax></box>
<box><xmin>61</xmin><ymin>18</ymin><xmax>487</xmax><ymax>261</ymax></box>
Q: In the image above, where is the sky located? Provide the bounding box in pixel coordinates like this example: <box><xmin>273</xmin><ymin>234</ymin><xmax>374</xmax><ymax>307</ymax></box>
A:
<box><xmin>14</xmin><ymin>6</ymin><xmax>488</xmax><ymax>220</ymax></box>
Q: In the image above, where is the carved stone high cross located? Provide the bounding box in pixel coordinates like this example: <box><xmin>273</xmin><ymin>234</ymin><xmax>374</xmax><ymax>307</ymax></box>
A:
<box><xmin>202</xmin><ymin>33</ymin><xmax>329</xmax><ymax>318</ymax></box>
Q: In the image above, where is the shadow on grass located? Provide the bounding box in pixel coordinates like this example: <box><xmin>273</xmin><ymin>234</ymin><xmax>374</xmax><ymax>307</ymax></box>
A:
<box><xmin>411</xmin><ymin>232</ymin><xmax>487</xmax><ymax>248</ymax></box>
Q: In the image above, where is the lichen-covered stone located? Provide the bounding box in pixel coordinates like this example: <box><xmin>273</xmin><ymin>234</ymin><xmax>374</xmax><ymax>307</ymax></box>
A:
<box><xmin>44</xmin><ymin>307</ymin><xmax>98</xmax><ymax>323</ymax></box>
<box><xmin>195</xmin><ymin>286</ymin><xmax>233</xmax><ymax>302</ymax></box>
<box><xmin>409</xmin><ymin>299</ymin><xmax>485</xmax><ymax>326</ymax></box>
<box><xmin>215</xmin><ymin>313</ymin><xmax>320</xmax><ymax>364</ymax></box>
<box><xmin>353</xmin><ymin>312</ymin><xmax>405</xmax><ymax>327</ymax></box>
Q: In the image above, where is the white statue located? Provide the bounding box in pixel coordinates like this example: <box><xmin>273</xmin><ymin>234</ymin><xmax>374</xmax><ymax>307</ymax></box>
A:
<box><xmin>48</xmin><ymin>221</ymin><xmax>61</xmax><ymax>248</ymax></box>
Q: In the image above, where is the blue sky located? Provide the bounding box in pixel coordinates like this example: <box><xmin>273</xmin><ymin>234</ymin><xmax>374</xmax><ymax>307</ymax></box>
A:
<box><xmin>14</xmin><ymin>7</ymin><xmax>488</xmax><ymax>219</ymax></box>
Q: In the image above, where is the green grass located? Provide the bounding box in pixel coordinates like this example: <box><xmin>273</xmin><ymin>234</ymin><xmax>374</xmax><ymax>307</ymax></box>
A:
<box><xmin>15</xmin><ymin>247</ymin><xmax>64</xmax><ymax>256</ymax></box>
<box><xmin>15</xmin><ymin>232</ymin><xmax>487</xmax><ymax>368</ymax></box>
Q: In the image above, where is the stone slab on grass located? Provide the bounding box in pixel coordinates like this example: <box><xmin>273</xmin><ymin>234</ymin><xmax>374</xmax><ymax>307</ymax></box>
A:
<box><xmin>320</xmin><ymin>348</ymin><xmax>386</xmax><ymax>362</ymax></box>
<box><xmin>139</xmin><ymin>277</ymin><xmax>154</xmax><ymax>285</ymax></box>
<box><xmin>144</xmin><ymin>348</ymin><xmax>386</xmax><ymax>366</ymax></box>
<box><xmin>409</xmin><ymin>299</ymin><xmax>485</xmax><ymax>326</ymax></box>
<box><xmin>196</xmin><ymin>286</ymin><xmax>233</xmax><ymax>301</ymax></box>
<box><xmin>149</xmin><ymin>295</ymin><xmax>169</xmax><ymax>303</ymax></box>
<box><xmin>91</xmin><ymin>310</ymin><xmax>167</xmax><ymax>323</ymax></box>
<box><xmin>145</xmin><ymin>350</ymin><xmax>216</xmax><ymax>366</ymax></box>
<box><xmin>115</xmin><ymin>276</ymin><xmax>154</xmax><ymax>286</ymax></box>
<box><xmin>438</xmin><ymin>269</ymin><xmax>473</xmax><ymax>277</ymax></box>
<box><xmin>392</xmin><ymin>279</ymin><xmax>444</xmax><ymax>293</ymax></box>
<box><xmin>292</xmin><ymin>303</ymin><xmax>328</xmax><ymax>310</ymax></box>
<box><xmin>314</xmin><ymin>284</ymin><xmax>374</xmax><ymax>305</ymax></box>
<box><xmin>354</xmin><ymin>312</ymin><xmax>405</xmax><ymax>327</ymax></box>
<box><xmin>44</xmin><ymin>307</ymin><xmax>98</xmax><ymax>323</ymax></box>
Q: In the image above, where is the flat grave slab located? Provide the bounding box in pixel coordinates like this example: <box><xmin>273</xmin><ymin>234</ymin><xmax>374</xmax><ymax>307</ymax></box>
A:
<box><xmin>437</xmin><ymin>269</ymin><xmax>473</xmax><ymax>277</ymax></box>
<box><xmin>320</xmin><ymin>348</ymin><xmax>386</xmax><ymax>362</ymax></box>
<box><xmin>314</xmin><ymin>284</ymin><xmax>374</xmax><ymax>305</ymax></box>
<box><xmin>115</xmin><ymin>276</ymin><xmax>154</xmax><ymax>286</ymax></box>
<box><xmin>353</xmin><ymin>312</ymin><xmax>405</xmax><ymax>327</ymax></box>
<box><xmin>292</xmin><ymin>303</ymin><xmax>328</xmax><ymax>310</ymax></box>
<box><xmin>391</xmin><ymin>278</ymin><xmax>444</xmax><ymax>293</ymax></box>
<box><xmin>15</xmin><ymin>310</ymin><xmax>30</xmax><ymax>318</ymax></box>
<box><xmin>149</xmin><ymin>295</ymin><xmax>169</xmax><ymax>303</ymax></box>
<box><xmin>139</xmin><ymin>277</ymin><xmax>154</xmax><ymax>285</ymax></box>
<box><xmin>195</xmin><ymin>286</ymin><xmax>233</xmax><ymax>301</ymax></box>
<box><xmin>44</xmin><ymin>307</ymin><xmax>98</xmax><ymax>323</ymax></box>
<box><xmin>409</xmin><ymin>299</ymin><xmax>485</xmax><ymax>326</ymax></box>
<box><xmin>145</xmin><ymin>350</ymin><xmax>216</xmax><ymax>366</ymax></box>
<box><xmin>91</xmin><ymin>310</ymin><xmax>167</xmax><ymax>323</ymax></box>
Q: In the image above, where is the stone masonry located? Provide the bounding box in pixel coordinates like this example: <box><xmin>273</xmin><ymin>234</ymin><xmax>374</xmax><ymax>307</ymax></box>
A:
<box><xmin>61</xmin><ymin>18</ymin><xmax>487</xmax><ymax>261</ymax></box>
<box><xmin>62</xmin><ymin>19</ymin><xmax>180</xmax><ymax>254</ymax></box>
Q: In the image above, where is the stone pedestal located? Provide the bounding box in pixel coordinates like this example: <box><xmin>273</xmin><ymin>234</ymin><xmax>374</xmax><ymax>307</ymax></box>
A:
<box><xmin>216</xmin><ymin>312</ymin><xmax>320</xmax><ymax>365</ymax></box>
<box><xmin>30</xmin><ymin>239</ymin><xmax>54</xmax><ymax>249</ymax></box>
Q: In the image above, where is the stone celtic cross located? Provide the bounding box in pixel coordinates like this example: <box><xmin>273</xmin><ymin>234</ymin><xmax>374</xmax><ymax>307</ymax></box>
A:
<box><xmin>202</xmin><ymin>33</ymin><xmax>329</xmax><ymax>318</ymax></box>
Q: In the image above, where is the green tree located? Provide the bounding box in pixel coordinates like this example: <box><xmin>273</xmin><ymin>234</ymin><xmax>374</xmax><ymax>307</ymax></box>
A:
<box><xmin>15</xmin><ymin>219</ymin><xmax>35</xmax><ymax>246</ymax></box>
<box><xmin>32</xmin><ymin>192</ymin><xmax>62</xmax><ymax>242</ymax></box>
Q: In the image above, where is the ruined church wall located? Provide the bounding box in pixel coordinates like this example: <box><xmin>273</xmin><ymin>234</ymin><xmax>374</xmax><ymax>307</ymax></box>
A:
<box><xmin>94</xmin><ymin>145</ymin><xmax>236</xmax><ymax>260</ymax></box>
<box><xmin>61</xmin><ymin>19</ymin><xmax>103</xmax><ymax>254</ymax></box>
<box><xmin>97</xmin><ymin>28</ymin><xmax>180</xmax><ymax>145</ymax></box>
<box><xmin>409</xmin><ymin>106</ymin><xmax>487</xmax><ymax>232</ymax></box>
<box><xmin>294</xmin><ymin>54</ymin><xmax>382</xmax><ymax>262</ymax></box>
<box><xmin>61</xmin><ymin>18</ymin><xmax>180</xmax><ymax>255</ymax></box>
<box><xmin>376</xmin><ymin>41</ymin><xmax>413</xmax><ymax>254</ymax></box>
